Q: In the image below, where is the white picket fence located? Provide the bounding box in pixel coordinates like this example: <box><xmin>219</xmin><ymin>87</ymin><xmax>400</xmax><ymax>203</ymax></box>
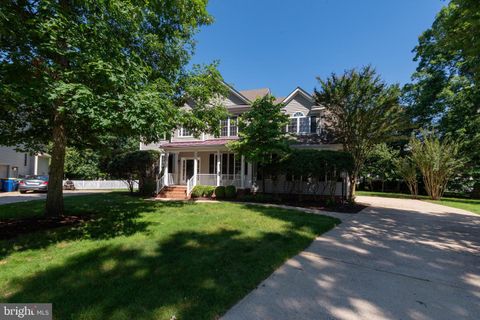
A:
<box><xmin>64</xmin><ymin>180</ymin><xmax>138</xmax><ymax>190</ymax></box>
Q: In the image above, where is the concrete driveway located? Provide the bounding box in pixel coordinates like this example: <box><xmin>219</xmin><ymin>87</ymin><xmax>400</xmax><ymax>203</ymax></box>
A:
<box><xmin>0</xmin><ymin>190</ymin><xmax>110</xmax><ymax>205</ymax></box>
<box><xmin>222</xmin><ymin>196</ymin><xmax>480</xmax><ymax>320</ymax></box>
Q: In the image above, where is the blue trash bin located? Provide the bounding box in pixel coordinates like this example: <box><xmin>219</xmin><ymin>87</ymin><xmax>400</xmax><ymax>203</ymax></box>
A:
<box><xmin>1</xmin><ymin>179</ymin><xmax>15</xmax><ymax>192</ymax></box>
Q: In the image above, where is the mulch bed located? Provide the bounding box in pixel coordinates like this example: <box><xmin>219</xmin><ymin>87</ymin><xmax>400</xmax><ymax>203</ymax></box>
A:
<box><xmin>191</xmin><ymin>197</ymin><xmax>368</xmax><ymax>214</ymax></box>
<box><xmin>0</xmin><ymin>215</ymin><xmax>91</xmax><ymax>240</ymax></box>
<box><xmin>282</xmin><ymin>201</ymin><xmax>367</xmax><ymax>213</ymax></box>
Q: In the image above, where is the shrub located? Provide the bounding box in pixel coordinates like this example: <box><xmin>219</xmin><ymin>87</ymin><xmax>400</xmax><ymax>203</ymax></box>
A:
<box><xmin>203</xmin><ymin>186</ymin><xmax>215</xmax><ymax>198</ymax></box>
<box><xmin>191</xmin><ymin>185</ymin><xmax>204</xmax><ymax>198</ymax></box>
<box><xmin>225</xmin><ymin>185</ymin><xmax>237</xmax><ymax>199</ymax></box>
<box><xmin>215</xmin><ymin>186</ymin><xmax>226</xmax><ymax>199</ymax></box>
<box><xmin>191</xmin><ymin>185</ymin><xmax>216</xmax><ymax>198</ymax></box>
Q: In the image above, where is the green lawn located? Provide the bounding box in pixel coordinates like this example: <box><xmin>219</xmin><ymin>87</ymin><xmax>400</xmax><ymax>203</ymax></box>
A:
<box><xmin>0</xmin><ymin>193</ymin><xmax>339</xmax><ymax>320</ymax></box>
<box><xmin>357</xmin><ymin>190</ymin><xmax>480</xmax><ymax>215</ymax></box>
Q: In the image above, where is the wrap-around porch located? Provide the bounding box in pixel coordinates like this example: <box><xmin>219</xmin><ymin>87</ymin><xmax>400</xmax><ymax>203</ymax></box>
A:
<box><xmin>158</xmin><ymin>148</ymin><xmax>253</xmax><ymax>194</ymax></box>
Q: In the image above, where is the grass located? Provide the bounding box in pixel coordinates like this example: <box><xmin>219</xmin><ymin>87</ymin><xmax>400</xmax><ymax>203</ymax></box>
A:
<box><xmin>357</xmin><ymin>190</ymin><xmax>480</xmax><ymax>215</ymax></box>
<box><xmin>0</xmin><ymin>193</ymin><xmax>339</xmax><ymax>320</ymax></box>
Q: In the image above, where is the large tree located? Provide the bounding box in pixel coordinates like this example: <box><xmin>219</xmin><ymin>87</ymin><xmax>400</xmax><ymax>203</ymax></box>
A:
<box><xmin>314</xmin><ymin>66</ymin><xmax>407</xmax><ymax>200</ymax></box>
<box><xmin>227</xmin><ymin>95</ymin><xmax>290</xmax><ymax>192</ymax></box>
<box><xmin>0</xmin><ymin>0</ymin><xmax>227</xmax><ymax>216</ymax></box>
<box><xmin>404</xmin><ymin>0</ymin><xmax>480</xmax><ymax>197</ymax></box>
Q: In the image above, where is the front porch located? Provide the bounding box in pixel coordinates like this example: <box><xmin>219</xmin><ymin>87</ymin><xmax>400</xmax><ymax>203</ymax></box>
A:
<box><xmin>157</xmin><ymin>148</ymin><xmax>253</xmax><ymax>195</ymax></box>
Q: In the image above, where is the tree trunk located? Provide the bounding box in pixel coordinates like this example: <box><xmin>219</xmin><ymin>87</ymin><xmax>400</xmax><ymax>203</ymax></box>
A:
<box><xmin>348</xmin><ymin>173</ymin><xmax>357</xmax><ymax>202</ymax></box>
<box><xmin>45</xmin><ymin>110</ymin><xmax>67</xmax><ymax>217</ymax></box>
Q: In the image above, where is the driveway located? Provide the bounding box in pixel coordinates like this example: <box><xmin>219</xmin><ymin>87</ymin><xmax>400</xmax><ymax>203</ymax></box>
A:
<box><xmin>222</xmin><ymin>196</ymin><xmax>480</xmax><ymax>320</ymax></box>
<box><xmin>0</xmin><ymin>190</ymin><xmax>110</xmax><ymax>205</ymax></box>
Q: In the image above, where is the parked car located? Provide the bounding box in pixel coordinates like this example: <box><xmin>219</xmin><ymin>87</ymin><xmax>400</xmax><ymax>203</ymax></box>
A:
<box><xmin>18</xmin><ymin>175</ymin><xmax>49</xmax><ymax>193</ymax></box>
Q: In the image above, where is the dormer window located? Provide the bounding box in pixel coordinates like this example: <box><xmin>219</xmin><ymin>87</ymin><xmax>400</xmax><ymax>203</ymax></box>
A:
<box><xmin>287</xmin><ymin>112</ymin><xmax>317</xmax><ymax>134</ymax></box>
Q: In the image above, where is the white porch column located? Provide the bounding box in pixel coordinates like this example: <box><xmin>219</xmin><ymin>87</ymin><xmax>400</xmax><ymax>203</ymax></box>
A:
<box><xmin>193</xmin><ymin>151</ymin><xmax>198</xmax><ymax>186</ymax></box>
<box><xmin>163</xmin><ymin>152</ymin><xmax>169</xmax><ymax>185</ymax></box>
<box><xmin>247</xmin><ymin>162</ymin><xmax>253</xmax><ymax>187</ymax></box>
<box><xmin>240</xmin><ymin>155</ymin><xmax>245</xmax><ymax>189</ymax></box>
<box><xmin>216</xmin><ymin>151</ymin><xmax>221</xmax><ymax>186</ymax></box>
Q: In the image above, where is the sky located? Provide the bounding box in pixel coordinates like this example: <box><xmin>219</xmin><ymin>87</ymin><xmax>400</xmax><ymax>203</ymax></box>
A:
<box><xmin>190</xmin><ymin>0</ymin><xmax>446</xmax><ymax>97</ymax></box>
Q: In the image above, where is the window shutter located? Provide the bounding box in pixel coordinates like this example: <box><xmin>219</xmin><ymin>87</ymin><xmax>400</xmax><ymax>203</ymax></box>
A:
<box><xmin>310</xmin><ymin>116</ymin><xmax>317</xmax><ymax>134</ymax></box>
<box><xmin>209</xmin><ymin>154</ymin><xmax>214</xmax><ymax>174</ymax></box>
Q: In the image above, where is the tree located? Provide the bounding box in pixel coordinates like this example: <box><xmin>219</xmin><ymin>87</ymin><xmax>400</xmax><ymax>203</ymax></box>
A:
<box><xmin>405</xmin><ymin>0</ymin><xmax>480</xmax><ymax>197</ymax></box>
<box><xmin>227</xmin><ymin>95</ymin><xmax>290</xmax><ymax>192</ymax></box>
<box><xmin>0</xmin><ymin>1</ymin><xmax>227</xmax><ymax>216</ymax></box>
<box><xmin>361</xmin><ymin>143</ymin><xmax>399</xmax><ymax>192</ymax></box>
<box><xmin>394</xmin><ymin>157</ymin><xmax>418</xmax><ymax>198</ymax></box>
<box><xmin>314</xmin><ymin>66</ymin><xmax>407</xmax><ymax>201</ymax></box>
<box><xmin>64</xmin><ymin>148</ymin><xmax>106</xmax><ymax>180</ymax></box>
<box><xmin>410</xmin><ymin>132</ymin><xmax>463</xmax><ymax>200</ymax></box>
<box><xmin>109</xmin><ymin>150</ymin><xmax>161</xmax><ymax>196</ymax></box>
<box><xmin>64</xmin><ymin>136</ymin><xmax>139</xmax><ymax>180</ymax></box>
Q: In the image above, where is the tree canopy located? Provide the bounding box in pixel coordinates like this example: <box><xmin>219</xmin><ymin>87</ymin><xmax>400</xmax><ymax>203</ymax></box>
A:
<box><xmin>314</xmin><ymin>66</ymin><xmax>407</xmax><ymax>200</ymax></box>
<box><xmin>0</xmin><ymin>0</ymin><xmax>227</xmax><ymax>215</ymax></box>
<box><xmin>404</xmin><ymin>0</ymin><xmax>480</xmax><ymax>196</ymax></box>
<box><xmin>227</xmin><ymin>95</ymin><xmax>290</xmax><ymax>191</ymax></box>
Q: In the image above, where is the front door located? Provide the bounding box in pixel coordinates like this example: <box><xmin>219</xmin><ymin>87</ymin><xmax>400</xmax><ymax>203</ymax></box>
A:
<box><xmin>181</xmin><ymin>159</ymin><xmax>195</xmax><ymax>183</ymax></box>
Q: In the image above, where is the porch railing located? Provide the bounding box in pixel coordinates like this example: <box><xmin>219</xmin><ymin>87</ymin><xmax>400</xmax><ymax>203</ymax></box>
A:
<box><xmin>188</xmin><ymin>174</ymin><xmax>242</xmax><ymax>188</ymax></box>
<box><xmin>187</xmin><ymin>174</ymin><xmax>196</xmax><ymax>196</ymax></box>
<box><xmin>197</xmin><ymin>174</ymin><xmax>217</xmax><ymax>186</ymax></box>
<box><xmin>156</xmin><ymin>173</ymin><xmax>176</xmax><ymax>195</ymax></box>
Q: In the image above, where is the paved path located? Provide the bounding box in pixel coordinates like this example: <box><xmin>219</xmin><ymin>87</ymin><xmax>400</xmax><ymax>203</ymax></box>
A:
<box><xmin>222</xmin><ymin>196</ymin><xmax>480</xmax><ymax>320</ymax></box>
<box><xmin>0</xmin><ymin>190</ymin><xmax>110</xmax><ymax>205</ymax></box>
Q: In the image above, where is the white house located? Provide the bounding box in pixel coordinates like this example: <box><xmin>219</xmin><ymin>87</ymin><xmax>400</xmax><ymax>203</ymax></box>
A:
<box><xmin>141</xmin><ymin>83</ymin><xmax>345</xmax><ymax>198</ymax></box>
<box><xmin>0</xmin><ymin>146</ymin><xmax>50</xmax><ymax>179</ymax></box>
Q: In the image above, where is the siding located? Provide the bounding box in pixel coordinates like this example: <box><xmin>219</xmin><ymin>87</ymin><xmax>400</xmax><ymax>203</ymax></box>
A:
<box><xmin>283</xmin><ymin>94</ymin><xmax>314</xmax><ymax>116</ymax></box>
<box><xmin>0</xmin><ymin>146</ymin><xmax>33</xmax><ymax>178</ymax></box>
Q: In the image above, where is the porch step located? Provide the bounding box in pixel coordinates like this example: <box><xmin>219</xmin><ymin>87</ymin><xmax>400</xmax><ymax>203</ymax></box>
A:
<box><xmin>157</xmin><ymin>185</ymin><xmax>189</xmax><ymax>199</ymax></box>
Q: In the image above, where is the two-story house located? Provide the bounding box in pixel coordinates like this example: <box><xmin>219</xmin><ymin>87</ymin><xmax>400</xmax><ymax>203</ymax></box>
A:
<box><xmin>140</xmin><ymin>82</ymin><xmax>342</xmax><ymax>197</ymax></box>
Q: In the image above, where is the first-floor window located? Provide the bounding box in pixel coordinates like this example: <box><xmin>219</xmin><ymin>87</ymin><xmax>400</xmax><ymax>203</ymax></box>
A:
<box><xmin>210</xmin><ymin>153</ymin><xmax>242</xmax><ymax>175</ymax></box>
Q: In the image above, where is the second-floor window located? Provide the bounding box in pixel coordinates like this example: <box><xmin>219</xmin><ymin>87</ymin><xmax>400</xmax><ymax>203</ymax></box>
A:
<box><xmin>287</xmin><ymin>112</ymin><xmax>317</xmax><ymax>134</ymax></box>
<box><xmin>179</xmin><ymin>127</ymin><xmax>192</xmax><ymax>137</ymax></box>
<box><xmin>220</xmin><ymin>117</ymin><xmax>238</xmax><ymax>137</ymax></box>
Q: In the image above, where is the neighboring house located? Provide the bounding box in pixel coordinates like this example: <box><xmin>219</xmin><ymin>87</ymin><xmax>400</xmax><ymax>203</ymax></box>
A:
<box><xmin>0</xmin><ymin>146</ymin><xmax>50</xmax><ymax>179</ymax></box>
<box><xmin>141</xmin><ymin>82</ymin><xmax>345</xmax><ymax>197</ymax></box>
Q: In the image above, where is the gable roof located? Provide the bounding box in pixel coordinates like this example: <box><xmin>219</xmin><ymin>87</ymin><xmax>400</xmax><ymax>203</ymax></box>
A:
<box><xmin>239</xmin><ymin>88</ymin><xmax>271</xmax><ymax>101</ymax></box>
<box><xmin>282</xmin><ymin>87</ymin><xmax>315</xmax><ymax>105</ymax></box>
<box><xmin>222</xmin><ymin>81</ymin><xmax>251</xmax><ymax>104</ymax></box>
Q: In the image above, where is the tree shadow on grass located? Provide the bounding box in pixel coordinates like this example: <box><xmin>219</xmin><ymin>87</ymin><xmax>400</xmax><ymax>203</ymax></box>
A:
<box><xmin>3</xmin><ymin>208</ymin><xmax>339</xmax><ymax>320</ymax></box>
<box><xmin>0</xmin><ymin>197</ymin><xmax>189</xmax><ymax>260</ymax></box>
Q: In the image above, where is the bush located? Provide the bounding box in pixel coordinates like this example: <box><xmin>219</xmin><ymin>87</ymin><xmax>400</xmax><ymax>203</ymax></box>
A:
<box><xmin>225</xmin><ymin>185</ymin><xmax>237</xmax><ymax>199</ymax></box>
<box><xmin>203</xmin><ymin>186</ymin><xmax>215</xmax><ymax>198</ymax></box>
<box><xmin>214</xmin><ymin>186</ymin><xmax>226</xmax><ymax>199</ymax></box>
<box><xmin>191</xmin><ymin>185</ymin><xmax>216</xmax><ymax>198</ymax></box>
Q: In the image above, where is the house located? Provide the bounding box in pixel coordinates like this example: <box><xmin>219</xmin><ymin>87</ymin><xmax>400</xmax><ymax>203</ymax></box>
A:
<box><xmin>0</xmin><ymin>146</ymin><xmax>50</xmax><ymax>179</ymax></box>
<box><xmin>140</xmin><ymin>83</ymin><xmax>345</xmax><ymax>198</ymax></box>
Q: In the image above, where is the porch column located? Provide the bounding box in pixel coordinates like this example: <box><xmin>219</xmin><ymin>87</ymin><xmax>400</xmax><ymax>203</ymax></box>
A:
<box><xmin>216</xmin><ymin>150</ymin><xmax>221</xmax><ymax>186</ymax></box>
<box><xmin>193</xmin><ymin>151</ymin><xmax>198</xmax><ymax>186</ymax></box>
<box><xmin>163</xmin><ymin>152</ymin><xmax>170</xmax><ymax>185</ymax></box>
<box><xmin>240</xmin><ymin>155</ymin><xmax>245</xmax><ymax>189</ymax></box>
